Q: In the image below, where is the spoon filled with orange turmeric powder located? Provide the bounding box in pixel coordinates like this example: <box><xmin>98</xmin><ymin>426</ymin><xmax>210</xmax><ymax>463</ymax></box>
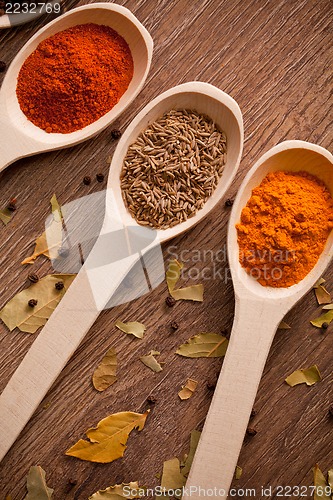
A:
<box><xmin>0</xmin><ymin>3</ymin><xmax>153</xmax><ymax>172</ymax></box>
<box><xmin>185</xmin><ymin>140</ymin><xmax>333</xmax><ymax>500</ymax></box>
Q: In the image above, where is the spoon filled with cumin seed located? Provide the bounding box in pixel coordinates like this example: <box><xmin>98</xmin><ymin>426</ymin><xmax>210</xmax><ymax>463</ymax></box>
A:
<box><xmin>0</xmin><ymin>82</ymin><xmax>243</xmax><ymax>461</ymax></box>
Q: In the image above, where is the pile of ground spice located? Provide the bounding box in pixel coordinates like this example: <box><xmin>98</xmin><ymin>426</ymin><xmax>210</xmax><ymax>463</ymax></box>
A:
<box><xmin>16</xmin><ymin>23</ymin><xmax>133</xmax><ymax>133</ymax></box>
<box><xmin>236</xmin><ymin>170</ymin><xmax>333</xmax><ymax>287</ymax></box>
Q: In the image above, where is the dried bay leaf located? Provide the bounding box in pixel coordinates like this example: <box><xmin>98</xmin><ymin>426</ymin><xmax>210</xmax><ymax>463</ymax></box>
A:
<box><xmin>65</xmin><ymin>410</ymin><xmax>149</xmax><ymax>463</ymax></box>
<box><xmin>314</xmin><ymin>278</ymin><xmax>326</xmax><ymax>288</ymax></box>
<box><xmin>171</xmin><ymin>285</ymin><xmax>204</xmax><ymax>301</ymax></box>
<box><xmin>50</xmin><ymin>194</ymin><xmax>62</xmax><ymax>222</ymax></box>
<box><xmin>181</xmin><ymin>430</ymin><xmax>201</xmax><ymax>477</ymax></box>
<box><xmin>176</xmin><ymin>332</ymin><xmax>228</xmax><ymax>358</ymax></box>
<box><xmin>24</xmin><ymin>465</ymin><xmax>53</xmax><ymax>499</ymax></box>
<box><xmin>313</xmin><ymin>464</ymin><xmax>331</xmax><ymax>500</ymax></box>
<box><xmin>285</xmin><ymin>365</ymin><xmax>321</xmax><ymax>387</ymax></box>
<box><xmin>315</xmin><ymin>284</ymin><xmax>331</xmax><ymax>305</ymax></box>
<box><xmin>178</xmin><ymin>379</ymin><xmax>198</xmax><ymax>400</ymax></box>
<box><xmin>22</xmin><ymin>194</ymin><xmax>63</xmax><ymax>265</ymax></box>
<box><xmin>89</xmin><ymin>482</ymin><xmax>143</xmax><ymax>499</ymax></box>
<box><xmin>0</xmin><ymin>207</ymin><xmax>12</xmax><ymax>225</ymax></box>
<box><xmin>92</xmin><ymin>348</ymin><xmax>117</xmax><ymax>391</ymax></box>
<box><xmin>311</xmin><ymin>310</ymin><xmax>333</xmax><ymax>328</ymax></box>
<box><xmin>322</xmin><ymin>304</ymin><xmax>333</xmax><ymax>310</ymax></box>
<box><xmin>278</xmin><ymin>321</ymin><xmax>291</xmax><ymax>329</ymax></box>
<box><xmin>0</xmin><ymin>274</ymin><xmax>76</xmax><ymax>333</ymax></box>
<box><xmin>235</xmin><ymin>466</ymin><xmax>243</xmax><ymax>480</ymax></box>
<box><xmin>115</xmin><ymin>320</ymin><xmax>146</xmax><ymax>339</ymax></box>
<box><xmin>161</xmin><ymin>457</ymin><xmax>186</xmax><ymax>496</ymax></box>
<box><xmin>166</xmin><ymin>259</ymin><xmax>183</xmax><ymax>292</ymax></box>
<box><xmin>140</xmin><ymin>350</ymin><xmax>163</xmax><ymax>372</ymax></box>
<box><xmin>327</xmin><ymin>469</ymin><xmax>333</xmax><ymax>491</ymax></box>
<box><xmin>166</xmin><ymin>259</ymin><xmax>204</xmax><ymax>302</ymax></box>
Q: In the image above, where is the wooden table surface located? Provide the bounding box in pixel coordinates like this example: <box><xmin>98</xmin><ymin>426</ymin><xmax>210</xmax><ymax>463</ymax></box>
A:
<box><xmin>0</xmin><ymin>0</ymin><xmax>332</xmax><ymax>498</ymax></box>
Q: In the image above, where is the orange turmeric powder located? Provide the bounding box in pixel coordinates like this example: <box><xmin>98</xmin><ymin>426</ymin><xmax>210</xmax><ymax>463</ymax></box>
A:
<box><xmin>236</xmin><ymin>170</ymin><xmax>333</xmax><ymax>287</ymax></box>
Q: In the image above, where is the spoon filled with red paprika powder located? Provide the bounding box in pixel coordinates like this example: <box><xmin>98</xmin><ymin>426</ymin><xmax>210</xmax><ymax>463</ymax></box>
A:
<box><xmin>0</xmin><ymin>2</ymin><xmax>153</xmax><ymax>172</ymax></box>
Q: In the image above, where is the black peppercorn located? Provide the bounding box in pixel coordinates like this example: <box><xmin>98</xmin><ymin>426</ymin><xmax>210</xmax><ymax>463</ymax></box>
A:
<box><xmin>225</xmin><ymin>198</ymin><xmax>233</xmax><ymax>207</ymax></box>
<box><xmin>55</xmin><ymin>281</ymin><xmax>64</xmax><ymax>290</ymax></box>
<box><xmin>250</xmin><ymin>408</ymin><xmax>257</xmax><ymax>418</ymax></box>
<box><xmin>147</xmin><ymin>395</ymin><xmax>157</xmax><ymax>404</ymax></box>
<box><xmin>170</xmin><ymin>321</ymin><xmax>179</xmax><ymax>330</ymax></box>
<box><xmin>58</xmin><ymin>246</ymin><xmax>69</xmax><ymax>258</ymax></box>
<box><xmin>165</xmin><ymin>296</ymin><xmax>176</xmax><ymax>307</ymax></box>
<box><xmin>206</xmin><ymin>378</ymin><xmax>217</xmax><ymax>390</ymax></box>
<box><xmin>0</xmin><ymin>60</ymin><xmax>6</xmax><ymax>72</ymax></box>
<box><xmin>111</xmin><ymin>129</ymin><xmax>122</xmax><ymax>140</ymax></box>
<box><xmin>28</xmin><ymin>299</ymin><xmax>38</xmax><ymax>308</ymax></box>
<box><xmin>96</xmin><ymin>172</ymin><xmax>105</xmax><ymax>183</ymax></box>
<box><xmin>322</xmin><ymin>322</ymin><xmax>329</xmax><ymax>330</ymax></box>
<box><xmin>83</xmin><ymin>176</ymin><xmax>91</xmax><ymax>185</ymax></box>
<box><xmin>64</xmin><ymin>478</ymin><xmax>77</xmax><ymax>493</ymax></box>
<box><xmin>28</xmin><ymin>273</ymin><xmax>39</xmax><ymax>284</ymax></box>
<box><xmin>246</xmin><ymin>427</ymin><xmax>257</xmax><ymax>436</ymax></box>
<box><xmin>329</xmin><ymin>406</ymin><xmax>333</xmax><ymax>417</ymax></box>
<box><xmin>7</xmin><ymin>198</ymin><xmax>17</xmax><ymax>211</ymax></box>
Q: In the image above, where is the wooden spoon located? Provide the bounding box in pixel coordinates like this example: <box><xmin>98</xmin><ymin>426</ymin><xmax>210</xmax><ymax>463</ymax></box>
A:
<box><xmin>0</xmin><ymin>2</ymin><xmax>153</xmax><ymax>172</ymax></box>
<box><xmin>0</xmin><ymin>82</ymin><xmax>243</xmax><ymax>461</ymax></box>
<box><xmin>185</xmin><ymin>140</ymin><xmax>333</xmax><ymax>499</ymax></box>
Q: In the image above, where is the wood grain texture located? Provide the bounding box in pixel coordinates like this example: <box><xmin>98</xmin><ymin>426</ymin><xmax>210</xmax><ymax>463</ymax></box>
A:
<box><xmin>0</xmin><ymin>0</ymin><xmax>332</xmax><ymax>498</ymax></box>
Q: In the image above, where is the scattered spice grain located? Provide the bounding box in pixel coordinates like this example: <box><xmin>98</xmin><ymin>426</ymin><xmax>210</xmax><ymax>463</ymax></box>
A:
<box><xmin>28</xmin><ymin>273</ymin><xmax>39</xmax><ymax>284</ymax></box>
<box><xmin>225</xmin><ymin>198</ymin><xmax>233</xmax><ymax>207</ymax></box>
<box><xmin>250</xmin><ymin>408</ymin><xmax>257</xmax><ymax>418</ymax></box>
<box><xmin>96</xmin><ymin>173</ymin><xmax>105</xmax><ymax>183</ymax></box>
<box><xmin>28</xmin><ymin>299</ymin><xmax>38</xmax><ymax>308</ymax></box>
<box><xmin>170</xmin><ymin>321</ymin><xmax>179</xmax><ymax>330</ymax></box>
<box><xmin>329</xmin><ymin>406</ymin><xmax>333</xmax><ymax>418</ymax></box>
<box><xmin>55</xmin><ymin>281</ymin><xmax>64</xmax><ymax>290</ymax></box>
<box><xmin>0</xmin><ymin>60</ymin><xmax>6</xmax><ymax>72</ymax></box>
<box><xmin>83</xmin><ymin>176</ymin><xmax>92</xmax><ymax>186</ymax></box>
<box><xmin>321</xmin><ymin>322</ymin><xmax>329</xmax><ymax>330</ymax></box>
<box><xmin>165</xmin><ymin>296</ymin><xmax>176</xmax><ymax>307</ymax></box>
<box><xmin>120</xmin><ymin>109</ymin><xmax>227</xmax><ymax>229</ymax></box>
<box><xmin>147</xmin><ymin>395</ymin><xmax>157</xmax><ymax>404</ymax></box>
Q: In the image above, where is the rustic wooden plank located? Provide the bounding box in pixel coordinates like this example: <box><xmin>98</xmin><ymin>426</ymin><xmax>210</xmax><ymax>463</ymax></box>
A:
<box><xmin>0</xmin><ymin>0</ymin><xmax>332</xmax><ymax>498</ymax></box>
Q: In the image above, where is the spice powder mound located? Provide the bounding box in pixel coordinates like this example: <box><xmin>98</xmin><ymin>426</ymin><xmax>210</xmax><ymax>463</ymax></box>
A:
<box><xmin>16</xmin><ymin>23</ymin><xmax>133</xmax><ymax>134</ymax></box>
<box><xmin>120</xmin><ymin>109</ymin><xmax>227</xmax><ymax>229</ymax></box>
<box><xmin>236</xmin><ymin>170</ymin><xmax>333</xmax><ymax>287</ymax></box>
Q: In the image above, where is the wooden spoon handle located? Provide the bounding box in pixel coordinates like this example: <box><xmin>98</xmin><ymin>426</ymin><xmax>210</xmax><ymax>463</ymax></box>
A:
<box><xmin>184</xmin><ymin>299</ymin><xmax>282</xmax><ymax>499</ymax></box>
<box><xmin>0</xmin><ymin>246</ymin><xmax>140</xmax><ymax>462</ymax></box>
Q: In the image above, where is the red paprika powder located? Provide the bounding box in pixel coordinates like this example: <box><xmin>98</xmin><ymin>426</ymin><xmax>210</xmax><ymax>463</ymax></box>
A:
<box><xmin>16</xmin><ymin>23</ymin><xmax>134</xmax><ymax>134</ymax></box>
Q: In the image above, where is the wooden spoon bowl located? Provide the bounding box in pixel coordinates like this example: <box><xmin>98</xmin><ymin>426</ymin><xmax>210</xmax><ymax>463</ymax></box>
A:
<box><xmin>106</xmin><ymin>81</ymin><xmax>244</xmax><ymax>241</ymax></box>
<box><xmin>185</xmin><ymin>140</ymin><xmax>333</xmax><ymax>499</ymax></box>
<box><xmin>0</xmin><ymin>2</ymin><xmax>153</xmax><ymax>172</ymax></box>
